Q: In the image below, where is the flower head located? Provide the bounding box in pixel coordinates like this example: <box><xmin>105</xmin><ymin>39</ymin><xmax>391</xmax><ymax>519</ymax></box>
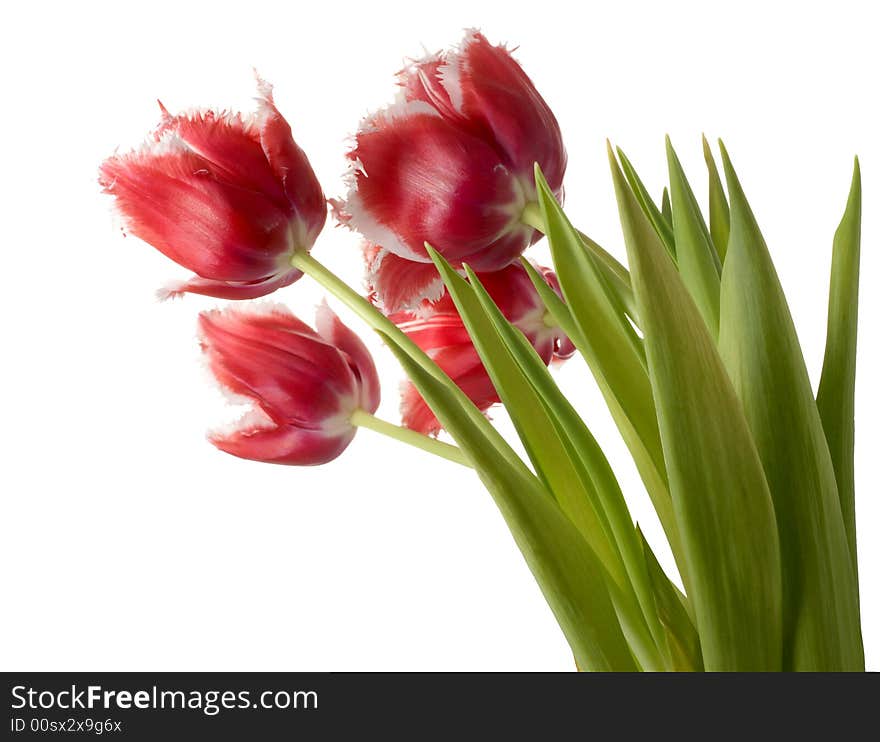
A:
<box><xmin>390</xmin><ymin>262</ymin><xmax>571</xmax><ymax>434</ymax></box>
<box><xmin>100</xmin><ymin>80</ymin><xmax>326</xmax><ymax>299</ymax></box>
<box><xmin>337</xmin><ymin>31</ymin><xmax>565</xmax><ymax>311</ymax></box>
<box><xmin>199</xmin><ymin>303</ymin><xmax>379</xmax><ymax>465</ymax></box>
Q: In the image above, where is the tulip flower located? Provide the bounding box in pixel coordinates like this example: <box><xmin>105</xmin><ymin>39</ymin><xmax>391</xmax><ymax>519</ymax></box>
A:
<box><xmin>198</xmin><ymin>303</ymin><xmax>379</xmax><ymax>465</ymax></box>
<box><xmin>100</xmin><ymin>80</ymin><xmax>326</xmax><ymax>299</ymax></box>
<box><xmin>337</xmin><ymin>30</ymin><xmax>566</xmax><ymax>311</ymax></box>
<box><xmin>389</xmin><ymin>262</ymin><xmax>571</xmax><ymax>434</ymax></box>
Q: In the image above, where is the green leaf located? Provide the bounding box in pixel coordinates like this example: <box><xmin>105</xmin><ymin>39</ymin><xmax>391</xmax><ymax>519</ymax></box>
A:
<box><xmin>532</xmin><ymin>169</ymin><xmax>691</xmax><ymax>595</ymax></box>
<box><xmin>717</xmin><ymin>142</ymin><xmax>863</xmax><ymax>670</ymax></box>
<box><xmin>702</xmin><ymin>135</ymin><xmax>731</xmax><ymax>262</ymax></box>
<box><xmin>383</xmin><ymin>335</ymin><xmax>638</xmax><ymax>671</ymax></box>
<box><xmin>609</xmin><ymin>142</ymin><xmax>783</xmax><ymax>671</ymax></box>
<box><xmin>638</xmin><ymin>528</ymin><xmax>703</xmax><ymax>671</ymax></box>
<box><xmin>577</xmin><ymin>231</ymin><xmax>640</xmax><ymax>324</ymax></box>
<box><xmin>427</xmin><ymin>246</ymin><xmax>627</xmax><ymax>594</ymax></box>
<box><xmin>665</xmin><ymin>136</ymin><xmax>722</xmax><ymax>336</ymax></box>
<box><xmin>617</xmin><ymin>146</ymin><xmax>677</xmax><ymax>259</ymax></box>
<box><xmin>462</xmin><ymin>263</ymin><xmax>667</xmax><ymax>669</ymax></box>
<box><xmin>661</xmin><ymin>187</ymin><xmax>672</xmax><ymax>225</ymax></box>
<box><xmin>817</xmin><ymin>157</ymin><xmax>861</xmax><ymax>576</ymax></box>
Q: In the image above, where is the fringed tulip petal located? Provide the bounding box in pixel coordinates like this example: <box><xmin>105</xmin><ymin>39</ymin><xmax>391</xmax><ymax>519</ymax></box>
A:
<box><xmin>364</xmin><ymin>245</ymin><xmax>445</xmax><ymax>314</ymax></box>
<box><xmin>453</xmin><ymin>31</ymin><xmax>567</xmax><ymax>191</ymax></box>
<box><xmin>100</xmin><ymin>81</ymin><xmax>325</xmax><ymax>299</ymax></box>
<box><xmin>314</xmin><ymin>302</ymin><xmax>381</xmax><ymax>414</ymax></box>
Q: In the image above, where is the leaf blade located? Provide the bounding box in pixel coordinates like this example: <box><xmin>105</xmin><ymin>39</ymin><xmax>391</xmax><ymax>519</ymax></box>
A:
<box><xmin>609</xmin><ymin>142</ymin><xmax>783</xmax><ymax>671</ymax></box>
<box><xmin>617</xmin><ymin>147</ymin><xmax>677</xmax><ymax>259</ymax></box>
<box><xmin>464</xmin><ymin>264</ymin><xmax>668</xmax><ymax>667</ymax></box>
<box><xmin>427</xmin><ymin>247</ymin><xmax>628</xmax><ymax>592</ymax></box>
<box><xmin>817</xmin><ymin>157</ymin><xmax>861</xmax><ymax>576</ymax></box>
<box><xmin>665</xmin><ymin>136</ymin><xmax>721</xmax><ymax>335</ymax></box>
<box><xmin>702</xmin><ymin>134</ymin><xmax>731</xmax><ymax>262</ymax></box>
<box><xmin>533</xmin><ymin>170</ymin><xmax>692</xmax><ymax>596</ymax></box>
<box><xmin>717</xmin><ymin>143</ymin><xmax>863</xmax><ymax>670</ymax></box>
<box><xmin>383</xmin><ymin>335</ymin><xmax>638</xmax><ymax>671</ymax></box>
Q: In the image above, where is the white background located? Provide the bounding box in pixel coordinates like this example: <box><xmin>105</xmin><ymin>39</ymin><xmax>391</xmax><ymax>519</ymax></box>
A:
<box><xmin>1</xmin><ymin>0</ymin><xmax>877</xmax><ymax>670</ymax></box>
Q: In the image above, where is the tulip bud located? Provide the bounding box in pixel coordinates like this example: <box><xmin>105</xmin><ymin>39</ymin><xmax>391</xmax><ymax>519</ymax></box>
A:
<box><xmin>100</xmin><ymin>80</ymin><xmax>326</xmax><ymax>299</ymax></box>
<box><xmin>389</xmin><ymin>263</ymin><xmax>570</xmax><ymax>434</ymax></box>
<box><xmin>199</xmin><ymin>303</ymin><xmax>380</xmax><ymax>465</ymax></box>
<box><xmin>337</xmin><ymin>31</ymin><xmax>565</xmax><ymax>311</ymax></box>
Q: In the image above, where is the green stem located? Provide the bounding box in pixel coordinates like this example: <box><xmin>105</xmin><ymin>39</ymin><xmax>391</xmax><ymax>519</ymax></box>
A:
<box><xmin>290</xmin><ymin>250</ymin><xmax>523</xmax><ymax>470</ymax></box>
<box><xmin>291</xmin><ymin>251</ymin><xmax>436</xmax><ymax>376</ymax></box>
<box><xmin>350</xmin><ymin>409</ymin><xmax>471</xmax><ymax>467</ymax></box>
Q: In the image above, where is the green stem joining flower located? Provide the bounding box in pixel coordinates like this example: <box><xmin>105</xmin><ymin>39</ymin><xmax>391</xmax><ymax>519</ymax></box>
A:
<box><xmin>290</xmin><ymin>250</ymin><xmax>524</xmax><ymax>470</ymax></box>
<box><xmin>350</xmin><ymin>409</ymin><xmax>471</xmax><ymax>467</ymax></box>
<box><xmin>290</xmin><ymin>251</ymin><xmax>438</xmax><ymax>376</ymax></box>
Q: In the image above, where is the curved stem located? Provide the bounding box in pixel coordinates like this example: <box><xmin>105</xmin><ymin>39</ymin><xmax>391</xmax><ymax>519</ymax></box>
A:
<box><xmin>290</xmin><ymin>250</ymin><xmax>524</xmax><ymax>470</ymax></box>
<box><xmin>350</xmin><ymin>409</ymin><xmax>471</xmax><ymax>468</ymax></box>
<box><xmin>291</xmin><ymin>251</ymin><xmax>437</xmax><ymax>376</ymax></box>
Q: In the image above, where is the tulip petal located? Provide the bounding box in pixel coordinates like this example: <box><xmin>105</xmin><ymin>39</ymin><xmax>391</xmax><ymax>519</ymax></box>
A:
<box><xmin>199</xmin><ymin>307</ymin><xmax>358</xmax><ymax>422</ymax></box>
<box><xmin>158</xmin><ymin>107</ymin><xmax>289</xmax><ymax>210</ymax></box>
<box><xmin>314</xmin><ymin>302</ymin><xmax>381</xmax><ymax>414</ymax></box>
<box><xmin>159</xmin><ymin>268</ymin><xmax>301</xmax><ymax>301</ymax></box>
<box><xmin>255</xmin><ymin>78</ymin><xmax>327</xmax><ymax>246</ymax></box>
<box><xmin>344</xmin><ymin>102</ymin><xmax>529</xmax><ymax>268</ymax></box>
<box><xmin>453</xmin><ymin>30</ymin><xmax>567</xmax><ymax>189</ymax></box>
<box><xmin>400</xmin><ymin>340</ymin><xmax>501</xmax><ymax>435</ymax></box>
<box><xmin>365</xmin><ymin>247</ymin><xmax>445</xmax><ymax>314</ymax></box>
<box><xmin>101</xmin><ymin>148</ymin><xmax>291</xmax><ymax>281</ymax></box>
<box><xmin>210</xmin><ymin>419</ymin><xmax>355</xmax><ymax>466</ymax></box>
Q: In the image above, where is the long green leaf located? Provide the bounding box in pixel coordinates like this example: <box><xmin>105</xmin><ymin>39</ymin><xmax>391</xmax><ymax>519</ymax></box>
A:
<box><xmin>462</xmin><ymin>264</ymin><xmax>667</xmax><ymax>668</ymax></box>
<box><xmin>427</xmin><ymin>246</ymin><xmax>627</xmax><ymax>593</ymax></box>
<box><xmin>638</xmin><ymin>528</ymin><xmax>703</xmax><ymax>671</ymax></box>
<box><xmin>717</xmin><ymin>143</ymin><xmax>863</xmax><ymax>670</ymax></box>
<box><xmin>817</xmin><ymin>158</ymin><xmax>861</xmax><ymax>577</ymax></box>
<box><xmin>383</xmin><ymin>335</ymin><xmax>637</xmax><ymax>671</ymax></box>
<box><xmin>576</xmin><ymin>231</ymin><xmax>640</xmax><ymax>323</ymax></box>
<box><xmin>520</xmin><ymin>258</ymin><xmax>695</xmax><ymax>620</ymax></box>
<box><xmin>702</xmin><ymin>135</ymin><xmax>731</xmax><ymax>262</ymax></box>
<box><xmin>666</xmin><ymin>136</ymin><xmax>721</xmax><ymax>336</ymax></box>
<box><xmin>661</xmin><ymin>187</ymin><xmax>673</xmax><ymax>226</ymax></box>
<box><xmin>609</xmin><ymin>142</ymin><xmax>783</xmax><ymax>671</ymax></box>
<box><xmin>533</xmin><ymin>169</ymin><xmax>691</xmax><ymax>594</ymax></box>
<box><xmin>617</xmin><ymin>147</ymin><xmax>677</xmax><ymax>259</ymax></box>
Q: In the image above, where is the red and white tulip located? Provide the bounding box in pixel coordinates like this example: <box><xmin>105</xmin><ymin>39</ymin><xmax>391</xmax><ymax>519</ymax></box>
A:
<box><xmin>199</xmin><ymin>303</ymin><xmax>380</xmax><ymax>465</ymax></box>
<box><xmin>338</xmin><ymin>31</ymin><xmax>566</xmax><ymax>312</ymax></box>
<box><xmin>100</xmin><ymin>80</ymin><xmax>326</xmax><ymax>300</ymax></box>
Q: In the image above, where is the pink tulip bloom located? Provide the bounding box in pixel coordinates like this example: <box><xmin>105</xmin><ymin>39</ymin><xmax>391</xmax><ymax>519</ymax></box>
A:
<box><xmin>100</xmin><ymin>81</ymin><xmax>326</xmax><ymax>300</ymax></box>
<box><xmin>338</xmin><ymin>31</ymin><xmax>566</xmax><ymax>312</ymax></box>
<box><xmin>389</xmin><ymin>263</ymin><xmax>571</xmax><ymax>434</ymax></box>
<box><xmin>199</xmin><ymin>303</ymin><xmax>380</xmax><ymax>465</ymax></box>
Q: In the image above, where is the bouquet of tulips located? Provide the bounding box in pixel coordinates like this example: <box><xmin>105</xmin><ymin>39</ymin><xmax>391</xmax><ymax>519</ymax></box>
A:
<box><xmin>100</xmin><ymin>30</ymin><xmax>865</xmax><ymax>671</ymax></box>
